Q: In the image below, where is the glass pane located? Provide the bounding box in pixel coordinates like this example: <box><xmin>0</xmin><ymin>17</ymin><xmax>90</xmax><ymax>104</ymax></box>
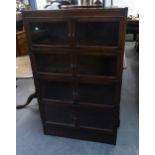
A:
<box><xmin>79</xmin><ymin>108</ymin><xmax>113</xmax><ymax>129</ymax></box>
<box><xmin>30</xmin><ymin>22</ymin><xmax>68</xmax><ymax>45</ymax></box>
<box><xmin>44</xmin><ymin>104</ymin><xmax>74</xmax><ymax>125</ymax></box>
<box><xmin>40</xmin><ymin>81</ymin><xmax>73</xmax><ymax>101</ymax></box>
<box><xmin>78</xmin><ymin>55</ymin><xmax>117</xmax><ymax>76</ymax></box>
<box><xmin>36</xmin><ymin>54</ymin><xmax>71</xmax><ymax>73</ymax></box>
<box><xmin>79</xmin><ymin>83</ymin><xmax>115</xmax><ymax>105</ymax></box>
<box><xmin>76</xmin><ymin>21</ymin><xmax>119</xmax><ymax>46</ymax></box>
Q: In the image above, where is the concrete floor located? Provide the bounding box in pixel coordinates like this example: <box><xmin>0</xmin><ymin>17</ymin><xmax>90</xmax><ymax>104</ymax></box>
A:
<box><xmin>16</xmin><ymin>42</ymin><xmax>139</xmax><ymax>155</ymax></box>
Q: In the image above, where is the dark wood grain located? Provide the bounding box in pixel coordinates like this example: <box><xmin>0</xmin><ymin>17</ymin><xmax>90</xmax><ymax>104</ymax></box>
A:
<box><xmin>23</xmin><ymin>8</ymin><xmax>128</xmax><ymax>144</ymax></box>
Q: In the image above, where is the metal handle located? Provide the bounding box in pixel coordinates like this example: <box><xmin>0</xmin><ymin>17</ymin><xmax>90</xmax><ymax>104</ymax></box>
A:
<box><xmin>68</xmin><ymin>33</ymin><xmax>75</xmax><ymax>37</ymax></box>
<box><xmin>72</xmin><ymin>92</ymin><xmax>78</xmax><ymax>96</ymax></box>
<box><xmin>72</xmin><ymin>33</ymin><xmax>75</xmax><ymax>37</ymax></box>
<box><xmin>68</xmin><ymin>33</ymin><xmax>71</xmax><ymax>37</ymax></box>
<box><xmin>71</xmin><ymin>64</ymin><xmax>76</xmax><ymax>68</ymax></box>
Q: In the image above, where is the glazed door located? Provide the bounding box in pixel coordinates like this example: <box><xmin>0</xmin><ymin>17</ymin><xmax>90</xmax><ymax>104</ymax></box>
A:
<box><xmin>74</xmin><ymin>17</ymin><xmax>121</xmax><ymax>48</ymax></box>
<box><xmin>27</xmin><ymin>19</ymin><xmax>72</xmax><ymax>47</ymax></box>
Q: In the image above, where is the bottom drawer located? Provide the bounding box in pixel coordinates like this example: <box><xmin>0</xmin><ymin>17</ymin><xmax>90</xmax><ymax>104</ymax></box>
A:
<box><xmin>44</xmin><ymin>122</ymin><xmax>117</xmax><ymax>144</ymax></box>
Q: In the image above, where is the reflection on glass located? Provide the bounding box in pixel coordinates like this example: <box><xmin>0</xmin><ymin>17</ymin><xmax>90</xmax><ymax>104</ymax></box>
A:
<box><xmin>30</xmin><ymin>22</ymin><xmax>68</xmax><ymax>45</ymax></box>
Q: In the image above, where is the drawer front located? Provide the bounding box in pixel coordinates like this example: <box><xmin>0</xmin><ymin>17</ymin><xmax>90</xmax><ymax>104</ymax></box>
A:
<box><xmin>44</xmin><ymin>122</ymin><xmax>117</xmax><ymax>144</ymax></box>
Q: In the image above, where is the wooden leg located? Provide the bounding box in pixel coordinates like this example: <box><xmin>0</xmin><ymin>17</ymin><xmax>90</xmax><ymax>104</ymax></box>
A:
<box><xmin>16</xmin><ymin>92</ymin><xmax>37</xmax><ymax>109</ymax></box>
